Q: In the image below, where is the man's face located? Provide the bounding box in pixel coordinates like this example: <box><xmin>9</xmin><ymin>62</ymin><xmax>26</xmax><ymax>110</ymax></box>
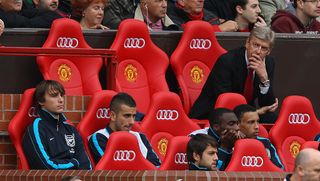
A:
<box><xmin>0</xmin><ymin>0</ymin><xmax>23</xmax><ymax>12</ymax></box>
<box><xmin>299</xmin><ymin>0</ymin><xmax>320</xmax><ymax>18</ymax></box>
<box><xmin>217</xmin><ymin>112</ymin><xmax>240</xmax><ymax>134</ymax></box>
<box><xmin>33</xmin><ymin>0</ymin><xmax>59</xmax><ymax>11</ymax></box>
<box><xmin>238</xmin><ymin>0</ymin><xmax>261</xmax><ymax>24</ymax></box>
<box><xmin>110</xmin><ymin>104</ymin><xmax>136</xmax><ymax>132</ymax></box>
<box><xmin>145</xmin><ymin>0</ymin><xmax>167</xmax><ymax>22</ymax></box>
<box><xmin>180</xmin><ymin>0</ymin><xmax>204</xmax><ymax>15</ymax></box>
<box><xmin>239</xmin><ymin>111</ymin><xmax>260</xmax><ymax>138</ymax></box>
<box><xmin>300</xmin><ymin>157</ymin><xmax>320</xmax><ymax>181</ymax></box>
<box><xmin>39</xmin><ymin>89</ymin><xmax>64</xmax><ymax>115</ymax></box>
<box><xmin>245</xmin><ymin>36</ymin><xmax>271</xmax><ymax>61</ymax></box>
<box><xmin>194</xmin><ymin>145</ymin><xmax>218</xmax><ymax>170</ymax></box>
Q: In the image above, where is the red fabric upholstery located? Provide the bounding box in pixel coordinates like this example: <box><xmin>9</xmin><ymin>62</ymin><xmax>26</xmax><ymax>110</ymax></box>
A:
<box><xmin>269</xmin><ymin>95</ymin><xmax>320</xmax><ymax>171</ymax></box>
<box><xmin>214</xmin><ymin>93</ymin><xmax>247</xmax><ymax>109</ymax></box>
<box><xmin>37</xmin><ymin>18</ymin><xmax>103</xmax><ymax>95</ymax></box>
<box><xmin>94</xmin><ymin>131</ymin><xmax>157</xmax><ymax>170</ymax></box>
<box><xmin>170</xmin><ymin>20</ymin><xmax>226</xmax><ymax>114</ymax></box>
<box><xmin>301</xmin><ymin>141</ymin><xmax>320</xmax><ymax>150</ymax></box>
<box><xmin>159</xmin><ymin>136</ymin><xmax>190</xmax><ymax>170</ymax></box>
<box><xmin>8</xmin><ymin>88</ymin><xmax>36</xmax><ymax>170</ymax></box>
<box><xmin>140</xmin><ymin>91</ymin><xmax>200</xmax><ymax>140</ymax></box>
<box><xmin>77</xmin><ymin>90</ymin><xmax>141</xmax><ymax>167</ymax></box>
<box><xmin>225</xmin><ymin>139</ymin><xmax>283</xmax><ymax>172</ymax></box>
<box><xmin>109</xmin><ymin>19</ymin><xmax>169</xmax><ymax>113</ymax></box>
<box><xmin>150</xmin><ymin>132</ymin><xmax>174</xmax><ymax>162</ymax></box>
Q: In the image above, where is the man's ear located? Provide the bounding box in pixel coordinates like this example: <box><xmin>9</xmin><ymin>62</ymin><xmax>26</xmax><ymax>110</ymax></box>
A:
<box><xmin>297</xmin><ymin>165</ymin><xmax>305</xmax><ymax>177</ymax></box>
<box><xmin>236</xmin><ymin>5</ymin><xmax>244</xmax><ymax>15</ymax></box>
<box><xmin>110</xmin><ymin>111</ymin><xmax>116</xmax><ymax>122</ymax></box>
<box><xmin>193</xmin><ymin>152</ymin><xmax>201</xmax><ymax>163</ymax></box>
<box><xmin>33</xmin><ymin>0</ymin><xmax>40</xmax><ymax>6</ymax></box>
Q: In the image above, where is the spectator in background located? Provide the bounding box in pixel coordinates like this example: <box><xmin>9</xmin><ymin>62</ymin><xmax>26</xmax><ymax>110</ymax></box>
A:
<box><xmin>135</xmin><ymin>0</ymin><xmax>179</xmax><ymax>30</ymax></box>
<box><xmin>167</xmin><ymin>0</ymin><xmax>239</xmax><ymax>31</ymax></box>
<box><xmin>23</xmin><ymin>0</ymin><xmax>72</xmax><ymax>17</ymax></box>
<box><xmin>271</xmin><ymin>0</ymin><xmax>320</xmax><ymax>33</ymax></box>
<box><xmin>22</xmin><ymin>80</ymin><xmax>92</xmax><ymax>169</ymax></box>
<box><xmin>0</xmin><ymin>0</ymin><xmax>62</xmax><ymax>28</ymax></box>
<box><xmin>234</xmin><ymin>104</ymin><xmax>284</xmax><ymax>169</ymax></box>
<box><xmin>204</xmin><ymin>0</ymin><xmax>234</xmax><ymax>20</ymax></box>
<box><xmin>284</xmin><ymin>148</ymin><xmax>320</xmax><ymax>181</ymax></box>
<box><xmin>190</xmin><ymin>108</ymin><xmax>245</xmax><ymax>170</ymax></box>
<box><xmin>190</xmin><ymin>27</ymin><xmax>278</xmax><ymax>123</ymax></box>
<box><xmin>72</xmin><ymin>0</ymin><xmax>108</xmax><ymax>30</ymax></box>
<box><xmin>187</xmin><ymin>134</ymin><xmax>219</xmax><ymax>171</ymax></box>
<box><xmin>102</xmin><ymin>0</ymin><xmax>138</xmax><ymax>29</ymax></box>
<box><xmin>88</xmin><ymin>92</ymin><xmax>161</xmax><ymax>167</ymax></box>
<box><xmin>231</xmin><ymin>0</ymin><xmax>267</xmax><ymax>32</ymax></box>
<box><xmin>259</xmin><ymin>0</ymin><xmax>288</xmax><ymax>26</ymax></box>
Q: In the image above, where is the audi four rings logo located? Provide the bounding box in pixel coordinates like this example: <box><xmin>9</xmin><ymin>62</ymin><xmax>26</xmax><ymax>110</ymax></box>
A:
<box><xmin>156</xmin><ymin>110</ymin><xmax>179</xmax><ymax>120</ymax></box>
<box><xmin>113</xmin><ymin>150</ymin><xmax>136</xmax><ymax>161</ymax></box>
<box><xmin>96</xmin><ymin>108</ymin><xmax>111</xmax><ymax>119</ymax></box>
<box><xmin>241</xmin><ymin>156</ymin><xmax>263</xmax><ymax>167</ymax></box>
<box><xmin>174</xmin><ymin>153</ymin><xmax>188</xmax><ymax>164</ymax></box>
<box><xmin>124</xmin><ymin>38</ymin><xmax>145</xmax><ymax>48</ymax></box>
<box><xmin>189</xmin><ymin>39</ymin><xmax>211</xmax><ymax>49</ymax></box>
<box><xmin>56</xmin><ymin>37</ymin><xmax>79</xmax><ymax>48</ymax></box>
<box><xmin>28</xmin><ymin>107</ymin><xmax>39</xmax><ymax>117</ymax></box>
<box><xmin>288</xmin><ymin>113</ymin><xmax>310</xmax><ymax>124</ymax></box>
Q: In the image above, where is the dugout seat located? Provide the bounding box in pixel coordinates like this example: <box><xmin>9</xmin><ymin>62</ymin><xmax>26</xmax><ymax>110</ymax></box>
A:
<box><xmin>37</xmin><ymin>18</ymin><xmax>103</xmax><ymax>95</ymax></box>
<box><xmin>94</xmin><ymin>131</ymin><xmax>157</xmax><ymax>170</ymax></box>
<box><xmin>269</xmin><ymin>95</ymin><xmax>320</xmax><ymax>171</ymax></box>
<box><xmin>150</xmin><ymin>132</ymin><xmax>174</xmax><ymax>162</ymax></box>
<box><xmin>301</xmin><ymin>141</ymin><xmax>320</xmax><ymax>150</ymax></box>
<box><xmin>170</xmin><ymin>20</ymin><xmax>226</xmax><ymax>114</ymax></box>
<box><xmin>8</xmin><ymin>88</ymin><xmax>36</xmax><ymax>169</ymax></box>
<box><xmin>140</xmin><ymin>91</ymin><xmax>200</xmax><ymax>140</ymax></box>
<box><xmin>225</xmin><ymin>139</ymin><xmax>283</xmax><ymax>172</ymax></box>
<box><xmin>108</xmin><ymin>19</ymin><xmax>169</xmax><ymax>113</ymax></box>
<box><xmin>77</xmin><ymin>90</ymin><xmax>142</xmax><ymax>167</ymax></box>
<box><xmin>159</xmin><ymin>136</ymin><xmax>190</xmax><ymax>170</ymax></box>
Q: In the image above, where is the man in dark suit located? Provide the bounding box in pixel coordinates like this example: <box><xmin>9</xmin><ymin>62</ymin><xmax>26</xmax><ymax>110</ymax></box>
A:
<box><xmin>189</xmin><ymin>26</ymin><xmax>278</xmax><ymax>123</ymax></box>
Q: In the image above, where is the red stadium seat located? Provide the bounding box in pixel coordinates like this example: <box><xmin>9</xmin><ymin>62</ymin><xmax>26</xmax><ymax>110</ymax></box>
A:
<box><xmin>170</xmin><ymin>20</ymin><xmax>226</xmax><ymax>114</ymax></box>
<box><xmin>37</xmin><ymin>18</ymin><xmax>103</xmax><ymax>95</ymax></box>
<box><xmin>214</xmin><ymin>93</ymin><xmax>247</xmax><ymax>110</ymax></box>
<box><xmin>140</xmin><ymin>91</ymin><xmax>200</xmax><ymax>140</ymax></box>
<box><xmin>150</xmin><ymin>132</ymin><xmax>174</xmax><ymax>162</ymax></box>
<box><xmin>77</xmin><ymin>90</ymin><xmax>141</xmax><ymax>167</ymax></box>
<box><xmin>301</xmin><ymin>141</ymin><xmax>320</xmax><ymax>150</ymax></box>
<box><xmin>94</xmin><ymin>131</ymin><xmax>157</xmax><ymax>170</ymax></box>
<box><xmin>269</xmin><ymin>95</ymin><xmax>320</xmax><ymax>171</ymax></box>
<box><xmin>8</xmin><ymin>88</ymin><xmax>35</xmax><ymax>170</ymax></box>
<box><xmin>225</xmin><ymin>139</ymin><xmax>283</xmax><ymax>172</ymax></box>
<box><xmin>159</xmin><ymin>136</ymin><xmax>190</xmax><ymax>170</ymax></box>
<box><xmin>108</xmin><ymin>19</ymin><xmax>169</xmax><ymax>113</ymax></box>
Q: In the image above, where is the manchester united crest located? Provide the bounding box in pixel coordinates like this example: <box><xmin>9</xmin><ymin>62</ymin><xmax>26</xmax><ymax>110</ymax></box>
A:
<box><xmin>290</xmin><ymin>141</ymin><xmax>301</xmax><ymax>158</ymax></box>
<box><xmin>190</xmin><ymin>66</ymin><xmax>204</xmax><ymax>84</ymax></box>
<box><xmin>58</xmin><ymin>64</ymin><xmax>71</xmax><ymax>82</ymax></box>
<box><xmin>124</xmin><ymin>64</ymin><xmax>138</xmax><ymax>82</ymax></box>
<box><xmin>158</xmin><ymin>138</ymin><xmax>169</xmax><ymax>156</ymax></box>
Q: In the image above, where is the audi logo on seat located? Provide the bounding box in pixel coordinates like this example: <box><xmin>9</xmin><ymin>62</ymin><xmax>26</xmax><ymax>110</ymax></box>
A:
<box><xmin>56</xmin><ymin>37</ymin><xmax>79</xmax><ymax>48</ymax></box>
<box><xmin>156</xmin><ymin>110</ymin><xmax>179</xmax><ymax>120</ymax></box>
<box><xmin>96</xmin><ymin>108</ymin><xmax>111</xmax><ymax>119</ymax></box>
<box><xmin>113</xmin><ymin>150</ymin><xmax>136</xmax><ymax>161</ymax></box>
<box><xmin>124</xmin><ymin>38</ymin><xmax>145</xmax><ymax>48</ymax></box>
<box><xmin>241</xmin><ymin>156</ymin><xmax>263</xmax><ymax>167</ymax></box>
<box><xmin>28</xmin><ymin>107</ymin><xmax>39</xmax><ymax>117</ymax></box>
<box><xmin>288</xmin><ymin>113</ymin><xmax>310</xmax><ymax>124</ymax></box>
<box><xmin>174</xmin><ymin>153</ymin><xmax>188</xmax><ymax>164</ymax></box>
<box><xmin>189</xmin><ymin>39</ymin><xmax>211</xmax><ymax>49</ymax></box>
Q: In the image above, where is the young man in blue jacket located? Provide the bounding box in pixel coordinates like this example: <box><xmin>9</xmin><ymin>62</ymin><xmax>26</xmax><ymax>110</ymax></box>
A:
<box><xmin>22</xmin><ymin>80</ymin><xmax>91</xmax><ymax>169</ymax></box>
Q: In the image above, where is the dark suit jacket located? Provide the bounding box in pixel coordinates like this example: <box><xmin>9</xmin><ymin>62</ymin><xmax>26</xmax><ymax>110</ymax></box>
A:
<box><xmin>189</xmin><ymin>47</ymin><xmax>276</xmax><ymax>119</ymax></box>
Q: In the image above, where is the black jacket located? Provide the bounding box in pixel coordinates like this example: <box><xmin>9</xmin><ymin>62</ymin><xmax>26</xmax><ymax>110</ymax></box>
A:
<box><xmin>22</xmin><ymin>109</ymin><xmax>92</xmax><ymax>169</ymax></box>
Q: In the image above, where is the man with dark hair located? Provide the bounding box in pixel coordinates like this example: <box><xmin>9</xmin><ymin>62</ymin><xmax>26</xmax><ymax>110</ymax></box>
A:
<box><xmin>232</xmin><ymin>0</ymin><xmax>267</xmax><ymax>32</ymax></box>
<box><xmin>271</xmin><ymin>0</ymin><xmax>320</xmax><ymax>33</ymax></box>
<box><xmin>88</xmin><ymin>92</ymin><xmax>161</xmax><ymax>167</ymax></box>
<box><xmin>22</xmin><ymin>80</ymin><xmax>92</xmax><ymax>169</ymax></box>
<box><xmin>190</xmin><ymin>26</ymin><xmax>278</xmax><ymax>123</ymax></box>
<box><xmin>190</xmin><ymin>108</ymin><xmax>244</xmax><ymax>170</ymax></box>
<box><xmin>284</xmin><ymin>148</ymin><xmax>320</xmax><ymax>181</ymax></box>
<box><xmin>234</xmin><ymin>104</ymin><xmax>284</xmax><ymax>169</ymax></box>
<box><xmin>187</xmin><ymin>133</ymin><xmax>218</xmax><ymax>170</ymax></box>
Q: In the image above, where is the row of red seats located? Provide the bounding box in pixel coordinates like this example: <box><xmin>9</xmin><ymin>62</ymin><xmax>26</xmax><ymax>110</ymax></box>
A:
<box><xmin>8</xmin><ymin>88</ymin><xmax>320</xmax><ymax>172</ymax></box>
